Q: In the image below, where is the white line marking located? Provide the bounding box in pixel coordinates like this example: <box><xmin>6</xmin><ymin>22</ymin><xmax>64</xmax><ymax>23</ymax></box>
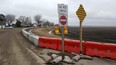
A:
<box><xmin>60</xmin><ymin>19</ymin><xmax>67</xmax><ymax>21</ymax></box>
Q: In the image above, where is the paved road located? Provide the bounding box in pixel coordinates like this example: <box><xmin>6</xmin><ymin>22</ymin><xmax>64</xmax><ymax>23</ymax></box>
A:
<box><xmin>0</xmin><ymin>28</ymin><xmax>45</xmax><ymax>65</ymax></box>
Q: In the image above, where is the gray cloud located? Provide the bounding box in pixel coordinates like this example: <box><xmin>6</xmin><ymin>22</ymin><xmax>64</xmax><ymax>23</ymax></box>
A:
<box><xmin>0</xmin><ymin>0</ymin><xmax>116</xmax><ymax>26</ymax></box>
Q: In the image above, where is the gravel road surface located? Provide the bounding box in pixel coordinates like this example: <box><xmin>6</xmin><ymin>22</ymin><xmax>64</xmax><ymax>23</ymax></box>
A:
<box><xmin>0</xmin><ymin>28</ymin><xmax>45</xmax><ymax>65</ymax></box>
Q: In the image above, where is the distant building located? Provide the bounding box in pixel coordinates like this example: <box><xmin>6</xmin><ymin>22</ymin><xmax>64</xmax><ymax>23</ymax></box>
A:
<box><xmin>0</xmin><ymin>14</ymin><xmax>6</xmax><ymax>28</ymax></box>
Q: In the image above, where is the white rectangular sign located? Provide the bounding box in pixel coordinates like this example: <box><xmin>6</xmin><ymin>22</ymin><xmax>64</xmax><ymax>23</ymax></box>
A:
<box><xmin>58</xmin><ymin>4</ymin><xmax>68</xmax><ymax>26</ymax></box>
<box><xmin>58</xmin><ymin>4</ymin><xmax>68</xmax><ymax>15</ymax></box>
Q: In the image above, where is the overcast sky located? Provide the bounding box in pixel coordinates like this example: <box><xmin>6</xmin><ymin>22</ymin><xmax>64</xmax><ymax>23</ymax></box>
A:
<box><xmin>0</xmin><ymin>0</ymin><xmax>116</xmax><ymax>26</ymax></box>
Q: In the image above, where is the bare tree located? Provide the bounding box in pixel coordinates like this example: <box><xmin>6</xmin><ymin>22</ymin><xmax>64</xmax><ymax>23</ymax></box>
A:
<box><xmin>43</xmin><ymin>20</ymin><xmax>51</xmax><ymax>27</ymax></box>
<box><xmin>5</xmin><ymin>14</ymin><xmax>15</xmax><ymax>26</ymax></box>
<box><xmin>18</xmin><ymin>16</ymin><xmax>32</xmax><ymax>27</ymax></box>
<box><xmin>15</xmin><ymin>19</ymin><xmax>21</xmax><ymax>27</ymax></box>
<box><xmin>25</xmin><ymin>17</ymin><xmax>32</xmax><ymax>26</ymax></box>
<box><xmin>18</xmin><ymin>16</ymin><xmax>26</xmax><ymax>22</ymax></box>
<box><xmin>34</xmin><ymin>15</ymin><xmax>42</xmax><ymax>26</ymax></box>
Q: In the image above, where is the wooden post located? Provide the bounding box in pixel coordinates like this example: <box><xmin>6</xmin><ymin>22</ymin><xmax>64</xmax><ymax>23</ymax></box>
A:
<box><xmin>80</xmin><ymin>21</ymin><xmax>83</xmax><ymax>54</ymax></box>
<box><xmin>61</xmin><ymin>26</ymin><xmax>64</xmax><ymax>60</ymax></box>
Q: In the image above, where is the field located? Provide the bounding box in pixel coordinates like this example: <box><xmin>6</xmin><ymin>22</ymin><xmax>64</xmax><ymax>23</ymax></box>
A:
<box><xmin>32</xmin><ymin>27</ymin><xmax>116</xmax><ymax>43</ymax></box>
<box><xmin>65</xmin><ymin>26</ymin><xmax>116</xmax><ymax>43</ymax></box>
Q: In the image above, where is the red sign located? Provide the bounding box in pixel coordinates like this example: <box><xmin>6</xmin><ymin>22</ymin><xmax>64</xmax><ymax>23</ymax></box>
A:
<box><xmin>60</xmin><ymin>16</ymin><xmax>67</xmax><ymax>25</ymax></box>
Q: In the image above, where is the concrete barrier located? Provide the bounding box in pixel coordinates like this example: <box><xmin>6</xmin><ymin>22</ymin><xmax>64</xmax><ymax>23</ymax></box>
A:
<box><xmin>29</xmin><ymin>34</ymin><xmax>34</xmax><ymax>42</ymax></box>
<box><xmin>22</xmin><ymin>28</ymin><xmax>39</xmax><ymax>46</ymax></box>
<box><xmin>22</xmin><ymin>28</ymin><xmax>30</xmax><ymax>38</ymax></box>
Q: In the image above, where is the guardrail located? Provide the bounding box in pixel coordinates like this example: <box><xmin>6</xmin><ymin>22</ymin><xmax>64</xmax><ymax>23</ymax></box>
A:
<box><xmin>22</xmin><ymin>28</ymin><xmax>116</xmax><ymax>60</ymax></box>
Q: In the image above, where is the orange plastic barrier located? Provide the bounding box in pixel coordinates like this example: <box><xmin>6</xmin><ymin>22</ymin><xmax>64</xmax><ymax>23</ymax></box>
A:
<box><xmin>57</xmin><ymin>39</ymin><xmax>85</xmax><ymax>54</ymax></box>
<box><xmin>57</xmin><ymin>39</ymin><xmax>62</xmax><ymax>51</ymax></box>
<box><xmin>85</xmin><ymin>41</ymin><xmax>105</xmax><ymax>57</ymax></box>
<box><xmin>64</xmin><ymin>39</ymin><xmax>85</xmax><ymax>54</ymax></box>
<box><xmin>39</xmin><ymin>37</ymin><xmax>58</xmax><ymax>50</ymax></box>
<box><xmin>85</xmin><ymin>41</ymin><xmax>116</xmax><ymax>60</ymax></box>
<box><xmin>38</xmin><ymin>37</ymin><xmax>116</xmax><ymax>60</ymax></box>
<box><xmin>103</xmin><ymin>43</ymin><xmax>116</xmax><ymax>60</ymax></box>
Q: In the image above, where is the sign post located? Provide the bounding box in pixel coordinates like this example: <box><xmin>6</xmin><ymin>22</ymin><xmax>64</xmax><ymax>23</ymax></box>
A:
<box><xmin>60</xmin><ymin>15</ymin><xmax>67</xmax><ymax>59</ymax></box>
<box><xmin>80</xmin><ymin>21</ymin><xmax>83</xmax><ymax>54</ymax></box>
<box><xmin>76</xmin><ymin>4</ymin><xmax>87</xmax><ymax>54</ymax></box>
<box><xmin>58</xmin><ymin>4</ymin><xmax>68</xmax><ymax>60</ymax></box>
<box><xmin>61</xmin><ymin>26</ymin><xmax>64</xmax><ymax>59</ymax></box>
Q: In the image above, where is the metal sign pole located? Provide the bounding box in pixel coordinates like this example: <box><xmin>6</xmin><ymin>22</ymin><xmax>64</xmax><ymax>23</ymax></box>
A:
<box><xmin>61</xmin><ymin>26</ymin><xmax>64</xmax><ymax>60</ymax></box>
<box><xmin>80</xmin><ymin>21</ymin><xmax>83</xmax><ymax>54</ymax></box>
<box><xmin>58</xmin><ymin>4</ymin><xmax>68</xmax><ymax>60</ymax></box>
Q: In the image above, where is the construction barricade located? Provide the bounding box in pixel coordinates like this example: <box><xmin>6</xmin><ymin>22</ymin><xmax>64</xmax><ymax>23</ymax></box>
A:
<box><xmin>39</xmin><ymin>37</ymin><xmax>58</xmax><ymax>50</ymax></box>
<box><xmin>28</xmin><ymin>34</ymin><xmax>39</xmax><ymax>46</ymax></box>
<box><xmin>57</xmin><ymin>39</ymin><xmax>85</xmax><ymax>54</ymax></box>
<box><xmin>22</xmin><ymin>29</ymin><xmax>30</xmax><ymax>38</ymax></box>
<box><xmin>57</xmin><ymin>39</ymin><xmax>62</xmax><ymax>51</ymax></box>
<box><xmin>85</xmin><ymin>41</ymin><xmax>107</xmax><ymax>57</ymax></box>
<box><xmin>103</xmin><ymin>43</ymin><xmax>116</xmax><ymax>60</ymax></box>
<box><xmin>64</xmin><ymin>39</ymin><xmax>85</xmax><ymax>54</ymax></box>
<box><xmin>22</xmin><ymin>28</ymin><xmax>116</xmax><ymax>60</ymax></box>
<box><xmin>29</xmin><ymin>34</ymin><xmax>34</xmax><ymax>42</ymax></box>
<box><xmin>33</xmin><ymin>35</ymin><xmax>39</xmax><ymax>46</ymax></box>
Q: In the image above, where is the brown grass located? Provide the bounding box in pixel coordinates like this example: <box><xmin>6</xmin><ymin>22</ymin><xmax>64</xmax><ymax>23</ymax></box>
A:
<box><xmin>32</xmin><ymin>28</ymin><xmax>60</xmax><ymax>38</ymax></box>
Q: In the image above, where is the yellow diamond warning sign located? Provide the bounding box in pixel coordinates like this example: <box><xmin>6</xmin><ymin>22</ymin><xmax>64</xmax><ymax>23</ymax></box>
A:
<box><xmin>76</xmin><ymin>4</ymin><xmax>87</xmax><ymax>22</ymax></box>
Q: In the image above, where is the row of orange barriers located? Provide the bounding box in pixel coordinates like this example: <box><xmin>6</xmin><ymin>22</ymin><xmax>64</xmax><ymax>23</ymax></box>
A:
<box><xmin>57</xmin><ymin>39</ymin><xmax>85</xmax><ymax>54</ymax></box>
<box><xmin>38</xmin><ymin>37</ymin><xmax>116</xmax><ymax>60</ymax></box>
<box><xmin>85</xmin><ymin>41</ymin><xmax>116</xmax><ymax>60</ymax></box>
<box><xmin>38</xmin><ymin>37</ymin><xmax>85</xmax><ymax>54</ymax></box>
